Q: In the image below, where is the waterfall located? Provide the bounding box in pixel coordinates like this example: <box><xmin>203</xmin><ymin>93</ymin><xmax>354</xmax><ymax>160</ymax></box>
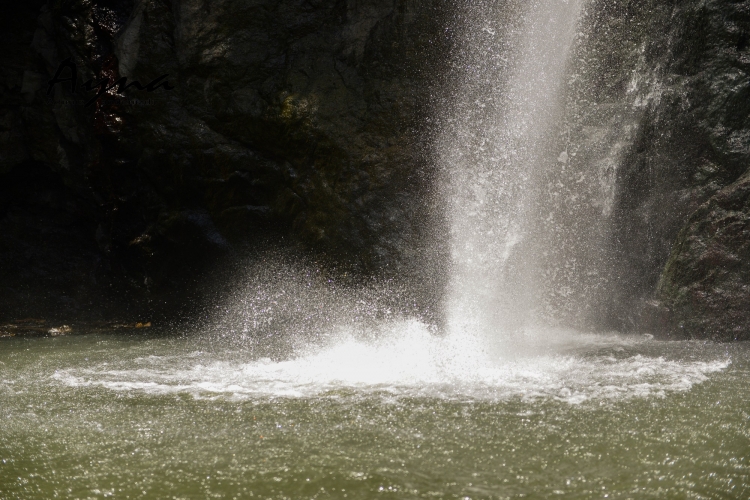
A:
<box><xmin>438</xmin><ymin>0</ymin><xmax>585</xmax><ymax>343</ymax></box>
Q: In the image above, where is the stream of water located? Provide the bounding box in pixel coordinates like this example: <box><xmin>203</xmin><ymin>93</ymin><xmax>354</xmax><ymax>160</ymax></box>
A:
<box><xmin>440</xmin><ymin>0</ymin><xmax>585</xmax><ymax>337</ymax></box>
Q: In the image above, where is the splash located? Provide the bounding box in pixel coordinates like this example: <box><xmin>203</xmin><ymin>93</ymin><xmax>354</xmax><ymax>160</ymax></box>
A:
<box><xmin>52</xmin><ymin>321</ymin><xmax>728</xmax><ymax>404</ymax></box>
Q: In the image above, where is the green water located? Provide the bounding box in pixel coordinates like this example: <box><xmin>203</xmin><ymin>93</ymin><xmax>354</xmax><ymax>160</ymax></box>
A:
<box><xmin>1</xmin><ymin>330</ymin><xmax>749</xmax><ymax>499</ymax></box>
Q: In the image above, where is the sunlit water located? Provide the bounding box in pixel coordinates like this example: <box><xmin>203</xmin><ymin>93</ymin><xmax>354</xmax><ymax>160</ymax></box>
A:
<box><xmin>2</xmin><ymin>327</ymin><xmax>749</xmax><ymax>499</ymax></box>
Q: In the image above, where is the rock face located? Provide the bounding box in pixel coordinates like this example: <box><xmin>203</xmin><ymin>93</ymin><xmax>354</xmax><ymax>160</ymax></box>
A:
<box><xmin>656</xmin><ymin>173</ymin><xmax>750</xmax><ymax>341</ymax></box>
<box><xmin>1</xmin><ymin>0</ymin><xmax>749</xmax><ymax>338</ymax></box>
<box><xmin>602</xmin><ymin>0</ymin><xmax>750</xmax><ymax>338</ymax></box>
<box><xmin>0</xmin><ymin>0</ymin><xmax>449</xmax><ymax>322</ymax></box>
<box><xmin>537</xmin><ymin>0</ymin><xmax>750</xmax><ymax>339</ymax></box>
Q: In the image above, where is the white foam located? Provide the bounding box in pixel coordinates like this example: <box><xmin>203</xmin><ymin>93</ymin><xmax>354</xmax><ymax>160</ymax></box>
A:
<box><xmin>51</xmin><ymin>320</ymin><xmax>729</xmax><ymax>404</ymax></box>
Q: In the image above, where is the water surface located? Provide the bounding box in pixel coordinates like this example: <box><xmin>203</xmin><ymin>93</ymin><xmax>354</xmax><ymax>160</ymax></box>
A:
<box><xmin>2</xmin><ymin>327</ymin><xmax>748</xmax><ymax>499</ymax></box>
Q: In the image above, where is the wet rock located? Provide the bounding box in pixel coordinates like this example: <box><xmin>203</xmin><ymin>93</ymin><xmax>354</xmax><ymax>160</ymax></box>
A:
<box><xmin>637</xmin><ymin>0</ymin><xmax>750</xmax><ymax>340</ymax></box>
<box><xmin>656</xmin><ymin>172</ymin><xmax>750</xmax><ymax>341</ymax></box>
<box><xmin>48</xmin><ymin>325</ymin><xmax>72</xmax><ymax>336</ymax></box>
<box><xmin>572</xmin><ymin>0</ymin><xmax>750</xmax><ymax>339</ymax></box>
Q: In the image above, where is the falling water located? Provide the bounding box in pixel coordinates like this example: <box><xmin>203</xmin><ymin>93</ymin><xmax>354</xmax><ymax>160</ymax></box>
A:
<box><xmin>439</xmin><ymin>0</ymin><xmax>585</xmax><ymax>342</ymax></box>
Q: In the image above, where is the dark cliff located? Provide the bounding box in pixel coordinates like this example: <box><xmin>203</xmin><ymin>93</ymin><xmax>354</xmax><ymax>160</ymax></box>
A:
<box><xmin>529</xmin><ymin>0</ymin><xmax>750</xmax><ymax>340</ymax></box>
<box><xmin>1</xmin><ymin>0</ymin><xmax>749</xmax><ymax>339</ymax></box>
<box><xmin>601</xmin><ymin>0</ymin><xmax>750</xmax><ymax>340</ymax></box>
<box><xmin>0</xmin><ymin>0</ymin><xmax>449</xmax><ymax>322</ymax></box>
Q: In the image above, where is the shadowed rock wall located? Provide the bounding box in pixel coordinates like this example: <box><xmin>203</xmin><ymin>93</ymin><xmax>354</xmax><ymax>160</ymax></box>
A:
<box><xmin>559</xmin><ymin>0</ymin><xmax>750</xmax><ymax>340</ymax></box>
<box><xmin>607</xmin><ymin>0</ymin><xmax>750</xmax><ymax>340</ymax></box>
<box><xmin>0</xmin><ymin>0</ymin><xmax>450</xmax><ymax>322</ymax></box>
